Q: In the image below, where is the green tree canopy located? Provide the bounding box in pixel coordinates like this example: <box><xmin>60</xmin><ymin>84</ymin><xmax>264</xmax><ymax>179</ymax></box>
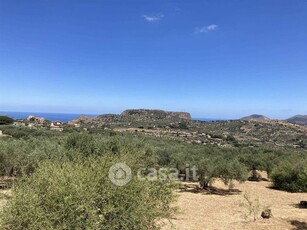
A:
<box><xmin>0</xmin><ymin>116</ymin><xmax>14</xmax><ymax>125</ymax></box>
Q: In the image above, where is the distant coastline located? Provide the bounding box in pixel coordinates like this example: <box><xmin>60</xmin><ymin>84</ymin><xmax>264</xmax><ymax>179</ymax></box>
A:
<box><xmin>0</xmin><ymin>111</ymin><xmax>97</xmax><ymax>123</ymax></box>
<box><xmin>193</xmin><ymin>118</ymin><xmax>229</xmax><ymax>122</ymax></box>
<box><xmin>0</xmin><ymin>111</ymin><xmax>228</xmax><ymax>123</ymax></box>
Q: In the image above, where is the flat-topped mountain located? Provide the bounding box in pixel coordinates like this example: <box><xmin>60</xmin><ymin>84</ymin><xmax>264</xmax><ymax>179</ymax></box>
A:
<box><xmin>287</xmin><ymin>115</ymin><xmax>307</xmax><ymax>126</ymax></box>
<box><xmin>68</xmin><ymin>109</ymin><xmax>191</xmax><ymax>126</ymax></box>
<box><xmin>241</xmin><ymin>114</ymin><xmax>270</xmax><ymax>121</ymax></box>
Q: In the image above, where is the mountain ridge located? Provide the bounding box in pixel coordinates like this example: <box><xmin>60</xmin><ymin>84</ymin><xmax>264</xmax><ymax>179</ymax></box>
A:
<box><xmin>287</xmin><ymin>115</ymin><xmax>307</xmax><ymax>126</ymax></box>
<box><xmin>241</xmin><ymin>114</ymin><xmax>270</xmax><ymax>121</ymax></box>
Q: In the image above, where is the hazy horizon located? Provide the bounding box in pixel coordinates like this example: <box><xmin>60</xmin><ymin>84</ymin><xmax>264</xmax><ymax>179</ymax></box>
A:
<box><xmin>0</xmin><ymin>109</ymin><xmax>304</xmax><ymax>121</ymax></box>
<box><xmin>1</xmin><ymin>0</ymin><xmax>307</xmax><ymax>119</ymax></box>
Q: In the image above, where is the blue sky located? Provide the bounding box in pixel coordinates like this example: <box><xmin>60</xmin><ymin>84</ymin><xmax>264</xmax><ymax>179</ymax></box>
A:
<box><xmin>0</xmin><ymin>0</ymin><xmax>307</xmax><ymax>119</ymax></box>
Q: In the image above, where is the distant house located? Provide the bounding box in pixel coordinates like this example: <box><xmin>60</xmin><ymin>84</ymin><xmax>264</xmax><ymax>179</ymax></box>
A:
<box><xmin>13</xmin><ymin>120</ymin><xmax>26</xmax><ymax>126</ymax></box>
<box><xmin>50</xmin><ymin>126</ymin><xmax>63</xmax><ymax>132</ymax></box>
<box><xmin>27</xmin><ymin>115</ymin><xmax>35</xmax><ymax>121</ymax></box>
<box><xmin>26</xmin><ymin>116</ymin><xmax>45</xmax><ymax>124</ymax></box>
<box><xmin>51</xmin><ymin>121</ymin><xmax>63</xmax><ymax>126</ymax></box>
<box><xmin>50</xmin><ymin>121</ymin><xmax>63</xmax><ymax>131</ymax></box>
<box><xmin>36</xmin><ymin>117</ymin><xmax>46</xmax><ymax>124</ymax></box>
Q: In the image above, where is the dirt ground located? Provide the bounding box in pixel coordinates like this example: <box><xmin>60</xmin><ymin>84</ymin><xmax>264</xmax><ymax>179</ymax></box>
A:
<box><xmin>162</xmin><ymin>179</ymin><xmax>307</xmax><ymax>230</ymax></box>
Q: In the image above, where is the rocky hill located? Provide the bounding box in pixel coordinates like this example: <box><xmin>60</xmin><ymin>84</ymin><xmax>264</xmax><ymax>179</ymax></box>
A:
<box><xmin>68</xmin><ymin>109</ymin><xmax>191</xmax><ymax>126</ymax></box>
<box><xmin>68</xmin><ymin>114</ymin><xmax>120</xmax><ymax>126</ymax></box>
<box><xmin>241</xmin><ymin>114</ymin><xmax>270</xmax><ymax>121</ymax></box>
<box><xmin>120</xmin><ymin>109</ymin><xmax>191</xmax><ymax>122</ymax></box>
<box><xmin>287</xmin><ymin>115</ymin><xmax>307</xmax><ymax>126</ymax></box>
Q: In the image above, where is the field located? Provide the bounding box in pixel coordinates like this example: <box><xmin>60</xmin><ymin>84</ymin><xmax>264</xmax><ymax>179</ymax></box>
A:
<box><xmin>0</xmin><ymin>124</ymin><xmax>306</xmax><ymax>229</ymax></box>
<box><xmin>1</xmin><ymin>179</ymin><xmax>306</xmax><ymax>230</ymax></box>
<box><xmin>163</xmin><ymin>179</ymin><xmax>307</xmax><ymax>230</ymax></box>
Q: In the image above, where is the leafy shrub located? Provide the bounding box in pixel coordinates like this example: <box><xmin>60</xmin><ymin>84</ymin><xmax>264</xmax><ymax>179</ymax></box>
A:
<box><xmin>64</xmin><ymin>133</ymin><xmax>97</xmax><ymax>157</ymax></box>
<box><xmin>0</xmin><ymin>137</ymin><xmax>63</xmax><ymax>177</ymax></box>
<box><xmin>0</xmin><ymin>125</ymin><xmax>63</xmax><ymax>139</ymax></box>
<box><xmin>271</xmin><ymin>161</ymin><xmax>307</xmax><ymax>192</ymax></box>
<box><xmin>1</xmin><ymin>147</ymin><xmax>176</xmax><ymax>229</ymax></box>
<box><xmin>0</xmin><ymin>116</ymin><xmax>14</xmax><ymax>125</ymax></box>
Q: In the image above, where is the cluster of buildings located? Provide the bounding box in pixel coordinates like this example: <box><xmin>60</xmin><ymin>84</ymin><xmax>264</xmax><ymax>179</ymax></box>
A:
<box><xmin>13</xmin><ymin>115</ymin><xmax>64</xmax><ymax>131</ymax></box>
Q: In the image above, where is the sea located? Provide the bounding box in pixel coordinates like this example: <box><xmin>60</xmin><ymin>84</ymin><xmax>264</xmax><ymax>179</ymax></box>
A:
<box><xmin>0</xmin><ymin>111</ymin><xmax>97</xmax><ymax>123</ymax></box>
<box><xmin>193</xmin><ymin>118</ymin><xmax>228</xmax><ymax>122</ymax></box>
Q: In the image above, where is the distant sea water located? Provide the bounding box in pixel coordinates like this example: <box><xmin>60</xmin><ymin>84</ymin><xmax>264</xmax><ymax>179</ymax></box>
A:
<box><xmin>193</xmin><ymin>118</ymin><xmax>228</xmax><ymax>122</ymax></box>
<box><xmin>0</xmin><ymin>112</ymin><xmax>227</xmax><ymax>123</ymax></box>
<box><xmin>0</xmin><ymin>111</ymin><xmax>97</xmax><ymax>123</ymax></box>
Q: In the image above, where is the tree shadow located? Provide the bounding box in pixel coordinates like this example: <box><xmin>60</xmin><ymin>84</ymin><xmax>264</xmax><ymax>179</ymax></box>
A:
<box><xmin>290</xmin><ymin>202</ymin><xmax>307</xmax><ymax>209</ymax></box>
<box><xmin>265</xmin><ymin>185</ymin><xmax>294</xmax><ymax>193</ymax></box>
<box><xmin>289</xmin><ymin>220</ymin><xmax>307</xmax><ymax>230</ymax></box>
<box><xmin>178</xmin><ymin>183</ymin><xmax>241</xmax><ymax>196</ymax></box>
<box><xmin>248</xmin><ymin>177</ymin><xmax>269</xmax><ymax>182</ymax></box>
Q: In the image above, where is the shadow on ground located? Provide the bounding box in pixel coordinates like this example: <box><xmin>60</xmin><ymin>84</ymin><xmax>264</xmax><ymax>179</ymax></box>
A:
<box><xmin>290</xmin><ymin>204</ymin><xmax>305</xmax><ymax>209</ymax></box>
<box><xmin>178</xmin><ymin>183</ymin><xmax>241</xmax><ymax>196</ymax></box>
<box><xmin>289</xmin><ymin>220</ymin><xmax>307</xmax><ymax>230</ymax></box>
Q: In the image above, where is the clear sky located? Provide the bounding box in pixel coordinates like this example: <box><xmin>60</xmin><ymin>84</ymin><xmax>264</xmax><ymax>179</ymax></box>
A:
<box><xmin>0</xmin><ymin>0</ymin><xmax>307</xmax><ymax>119</ymax></box>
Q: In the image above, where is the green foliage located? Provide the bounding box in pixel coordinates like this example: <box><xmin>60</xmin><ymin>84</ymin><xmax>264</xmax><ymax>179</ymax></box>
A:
<box><xmin>0</xmin><ymin>125</ymin><xmax>64</xmax><ymax>139</ymax></box>
<box><xmin>165</xmin><ymin>144</ymin><xmax>249</xmax><ymax>188</ymax></box>
<box><xmin>1</xmin><ymin>125</ymin><xmax>307</xmax><ymax>230</ymax></box>
<box><xmin>64</xmin><ymin>133</ymin><xmax>97</xmax><ymax>157</ymax></box>
<box><xmin>196</xmin><ymin>156</ymin><xmax>248</xmax><ymax>188</ymax></box>
<box><xmin>271</xmin><ymin>160</ymin><xmax>307</xmax><ymax>192</ymax></box>
<box><xmin>1</xmin><ymin>139</ymin><xmax>176</xmax><ymax>229</ymax></box>
<box><xmin>0</xmin><ymin>116</ymin><xmax>14</xmax><ymax>125</ymax></box>
<box><xmin>0</xmin><ymin>137</ymin><xmax>63</xmax><ymax>177</ymax></box>
<box><xmin>146</xmin><ymin>135</ymin><xmax>307</xmax><ymax>191</ymax></box>
<box><xmin>216</xmin><ymin>159</ymin><xmax>248</xmax><ymax>186</ymax></box>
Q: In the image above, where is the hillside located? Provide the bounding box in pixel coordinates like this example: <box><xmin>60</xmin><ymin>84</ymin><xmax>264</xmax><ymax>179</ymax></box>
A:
<box><xmin>68</xmin><ymin>114</ymin><xmax>120</xmax><ymax>126</ymax></box>
<box><xmin>241</xmin><ymin>114</ymin><xmax>270</xmax><ymax>121</ymax></box>
<box><xmin>68</xmin><ymin>109</ymin><xmax>191</xmax><ymax>127</ymax></box>
<box><xmin>120</xmin><ymin>109</ymin><xmax>191</xmax><ymax>122</ymax></box>
<box><xmin>287</xmin><ymin>115</ymin><xmax>307</xmax><ymax>126</ymax></box>
<box><xmin>67</xmin><ymin>110</ymin><xmax>307</xmax><ymax>149</ymax></box>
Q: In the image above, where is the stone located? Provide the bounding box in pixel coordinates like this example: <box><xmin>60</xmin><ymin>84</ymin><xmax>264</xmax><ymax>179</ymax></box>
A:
<box><xmin>261</xmin><ymin>209</ymin><xmax>272</xmax><ymax>219</ymax></box>
<box><xmin>299</xmin><ymin>201</ymin><xmax>307</xmax><ymax>209</ymax></box>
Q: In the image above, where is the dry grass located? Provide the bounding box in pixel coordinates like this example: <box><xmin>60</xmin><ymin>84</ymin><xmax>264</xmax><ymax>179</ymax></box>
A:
<box><xmin>162</xmin><ymin>178</ymin><xmax>307</xmax><ymax>230</ymax></box>
<box><xmin>0</xmin><ymin>189</ymin><xmax>11</xmax><ymax>212</ymax></box>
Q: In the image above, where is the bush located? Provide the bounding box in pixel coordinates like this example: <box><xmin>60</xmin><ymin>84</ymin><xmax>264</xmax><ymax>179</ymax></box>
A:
<box><xmin>271</xmin><ymin>161</ymin><xmax>307</xmax><ymax>192</ymax></box>
<box><xmin>64</xmin><ymin>133</ymin><xmax>97</xmax><ymax>157</ymax></box>
<box><xmin>1</xmin><ymin>149</ymin><xmax>176</xmax><ymax>229</ymax></box>
<box><xmin>0</xmin><ymin>116</ymin><xmax>14</xmax><ymax>125</ymax></box>
<box><xmin>0</xmin><ymin>137</ymin><xmax>63</xmax><ymax>177</ymax></box>
<box><xmin>0</xmin><ymin>125</ymin><xmax>63</xmax><ymax>139</ymax></box>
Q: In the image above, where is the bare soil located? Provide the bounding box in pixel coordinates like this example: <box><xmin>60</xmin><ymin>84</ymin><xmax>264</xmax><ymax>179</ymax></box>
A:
<box><xmin>162</xmin><ymin>179</ymin><xmax>307</xmax><ymax>230</ymax></box>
